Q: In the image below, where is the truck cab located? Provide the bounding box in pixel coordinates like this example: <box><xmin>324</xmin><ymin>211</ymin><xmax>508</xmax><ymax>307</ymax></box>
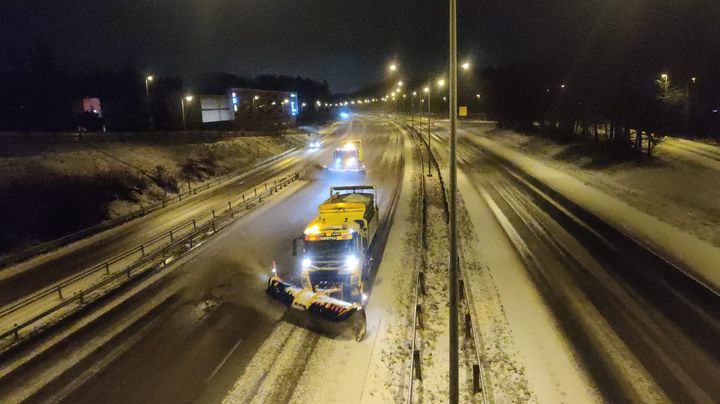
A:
<box><xmin>295</xmin><ymin>186</ymin><xmax>378</xmax><ymax>303</ymax></box>
<box><xmin>328</xmin><ymin>140</ymin><xmax>365</xmax><ymax>174</ymax></box>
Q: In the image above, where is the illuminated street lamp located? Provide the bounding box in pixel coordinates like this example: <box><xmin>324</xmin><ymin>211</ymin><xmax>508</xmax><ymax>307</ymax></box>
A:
<box><xmin>461</xmin><ymin>61</ymin><xmax>471</xmax><ymax>71</ymax></box>
<box><xmin>398</xmin><ymin>80</ymin><xmax>404</xmax><ymax>87</ymax></box>
<box><xmin>145</xmin><ymin>75</ymin><xmax>155</xmax><ymax>130</ymax></box>
<box><xmin>424</xmin><ymin>85</ymin><xmax>433</xmax><ymax>176</ymax></box>
<box><xmin>389</xmin><ymin>63</ymin><xmax>398</xmax><ymax>72</ymax></box>
<box><xmin>660</xmin><ymin>73</ymin><xmax>670</xmax><ymax>96</ymax></box>
<box><xmin>437</xmin><ymin>78</ymin><xmax>445</xmax><ymax>87</ymax></box>
<box><xmin>181</xmin><ymin>95</ymin><xmax>193</xmax><ymax>130</ymax></box>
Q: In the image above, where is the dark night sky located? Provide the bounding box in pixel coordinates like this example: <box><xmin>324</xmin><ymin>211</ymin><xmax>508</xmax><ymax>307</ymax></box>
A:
<box><xmin>1</xmin><ymin>0</ymin><xmax>718</xmax><ymax>92</ymax></box>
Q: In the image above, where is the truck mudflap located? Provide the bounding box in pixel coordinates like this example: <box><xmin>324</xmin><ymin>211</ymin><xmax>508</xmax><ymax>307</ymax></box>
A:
<box><xmin>266</xmin><ymin>276</ymin><xmax>367</xmax><ymax>341</ymax></box>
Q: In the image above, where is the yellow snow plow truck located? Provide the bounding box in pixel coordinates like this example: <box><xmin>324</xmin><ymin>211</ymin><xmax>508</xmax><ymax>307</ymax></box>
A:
<box><xmin>327</xmin><ymin>140</ymin><xmax>365</xmax><ymax>175</ymax></box>
<box><xmin>266</xmin><ymin>185</ymin><xmax>378</xmax><ymax>341</ymax></box>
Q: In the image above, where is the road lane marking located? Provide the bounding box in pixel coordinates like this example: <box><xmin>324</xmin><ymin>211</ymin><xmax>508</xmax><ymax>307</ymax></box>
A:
<box><xmin>205</xmin><ymin>337</ymin><xmax>244</xmax><ymax>385</ymax></box>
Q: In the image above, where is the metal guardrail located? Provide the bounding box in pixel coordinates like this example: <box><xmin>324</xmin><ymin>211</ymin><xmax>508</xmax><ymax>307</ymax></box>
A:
<box><xmin>0</xmin><ymin>171</ymin><xmax>301</xmax><ymax>349</ymax></box>
<box><xmin>0</xmin><ymin>147</ymin><xmax>299</xmax><ymax>269</ymax></box>
<box><xmin>402</xmin><ymin>121</ymin><xmax>489</xmax><ymax>403</ymax></box>
<box><xmin>407</xmin><ymin>126</ymin><xmax>428</xmax><ymax>403</ymax></box>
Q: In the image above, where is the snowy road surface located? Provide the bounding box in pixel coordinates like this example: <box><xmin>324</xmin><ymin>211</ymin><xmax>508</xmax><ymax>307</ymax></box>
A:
<box><xmin>0</xmin><ymin>140</ymin><xmax>324</xmax><ymax>307</ymax></box>
<box><xmin>0</xmin><ymin>117</ymin><xmax>415</xmax><ymax>403</ymax></box>
<box><xmin>428</xmin><ymin>119</ymin><xmax>720</xmax><ymax>402</ymax></box>
<box><xmin>2</xmin><ymin>115</ymin><xmax>719</xmax><ymax>403</ymax></box>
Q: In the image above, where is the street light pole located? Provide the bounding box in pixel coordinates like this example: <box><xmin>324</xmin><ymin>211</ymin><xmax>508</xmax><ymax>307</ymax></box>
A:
<box><xmin>424</xmin><ymin>87</ymin><xmax>432</xmax><ymax>177</ymax></box>
<box><xmin>448</xmin><ymin>0</ymin><xmax>459</xmax><ymax>400</ymax></box>
<box><xmin>181</xmin><ymin>95</ymin><xmax>193</xmax><ymax>131</ymax></box>
<box><xmin>411</xmin><ymin>91</ymin><xmax>416</xmax><ymax>132</ymax></box>
<box><xmin>145</xmin><ymin>75</ymin><xmax>154</xmax><ymax>130</ymax></box>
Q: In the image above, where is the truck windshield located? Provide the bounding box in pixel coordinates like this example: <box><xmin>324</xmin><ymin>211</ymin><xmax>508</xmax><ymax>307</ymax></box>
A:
<box><xmin>332</xmin><ymin>150</ymin><xmax>358</xmax><ymax>160</ymax></box>
<box><xmin>305</xmin><ymin>239</ymin><xmax>354</xmax><ymax>261</ymax></box>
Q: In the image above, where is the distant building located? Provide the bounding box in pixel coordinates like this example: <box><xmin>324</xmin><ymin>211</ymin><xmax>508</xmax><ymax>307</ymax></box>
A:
<box><xmin>71</xmin><ymin>97</ymin><xmax>104</xmax><ymax>131</ymax></box>
<box><xmin>200</xmin><ymin>95</ymin><xmax>233</xmax><ymax>124</ymax></box>
<box><xmin>72</xmin><ymin>97</ymin><xmax>102</xmax><ymax>117</ymax></box>
<box><xmin>198</xmin><ymin>88</ymin><xmax>298</xmax><ymax>131</ymax></box>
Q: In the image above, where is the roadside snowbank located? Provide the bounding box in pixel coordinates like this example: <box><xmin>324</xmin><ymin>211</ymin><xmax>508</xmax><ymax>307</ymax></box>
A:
<box><xmin>475</xmin><ymin>129</ymin><xmax>720</xmax><ymax>249</ymax></box>
<box><xmin>466</xmin><ymin>133</ymin><xmax>720</xmax><ymax>294</ymax></box>
<box><xmin>0</xmin><ymin>133</ymin><xmax>305</xmax><ymax>253</ymax></box>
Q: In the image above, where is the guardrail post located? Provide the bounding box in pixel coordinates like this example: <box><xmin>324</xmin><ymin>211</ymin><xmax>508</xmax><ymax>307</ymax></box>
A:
<box><xmin>416</xmin><ymin>304</ymin><xmax>424</xmax><ymax>329</ymax></box>
<box><xmin>57</xmin><ymin>286</ymin><xmax>63</xmax><ymax>299</ymax></box>
<box><xmin>459</xmin><ymin>279</ymin><xmax>465</xmax><ymax>301</ymax></box>
<box><xmin>212</xmin><ymin>209</ymin><xmax>216</xmax><ymax>219</ymax></box>
<box><xmin>413</xmin><ymin>349</ymin><xmax>423</xmax><ymax>381</ymax></box>
<box><xmin>228</xmin><ymin>201</ymin><xmax>234</xmax><ymax>217</ymax></box>
<box><xmin>473</xmin><ymin>364</ymin><xmax>481</xmax><ymax>393</ymax></box>
<box><xmin>254</xmin><ymin>187</ymin><xmax>257</xmax><ymax>197</ymax></box>
<box><xmin>193</xmin><ymin>219</ymin><xmax>197</xmax><ymax>229</ymax></box>
<box><xmin>465</xmin><ymin>313</ymin><xmax>472</xmax><ymax>338</ymax></box>
<box><xmin>419</xmin><ymin>272</ymin><xmax>426</xmax><ymax>295</ymax></box>
<box><xmin>242</xmin><ymin>194</ymin><xmax>245</xmax><ymax>203</ymax></box>
<box><xmin>105</xmin><ymin>262</ymin><xmax>110</xmax><ymax>275</ymax></box>
<box><xmin>212</xmin><ymin>220</ymin><xmax>216</xmax><ymax>232</ymax></box>
<box><xmin>141</xmin><ymin>244</ymin><xmax>146</xmax><ymax>257</ymax></box>
<box><xmin>264</xmin><ymin>182</ymin><xmax>267</xmax><ymax>191</ymax></box>
<box><xmin>79</xmin><ymin>291</ymin><xmax>84</xmax><ymax>304</ymax></box>
<box><xmin>169</xmin><ymin>230</ymin><xmax>174</xmax><ymax>242</ymax></box>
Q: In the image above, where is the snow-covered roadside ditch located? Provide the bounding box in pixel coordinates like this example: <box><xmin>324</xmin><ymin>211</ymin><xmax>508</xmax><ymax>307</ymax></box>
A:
<box><xmin>470</xmin><ymin>129</ymin><xmax>720</xmax><ymax>249</ymax></box>
<box><xmin>421</xmin><ymin>124</ymin><xmax>599</xmax><ymax>403</ymax></box>
<box><xmin>222</xmin><ymin>126</ymin><xmax>421</xmax><ymax>403</ymax></box>
<box><xmin>466</xmin><ymin>134</ymin><xmax>720</xmax><ymax>295</ymax></box>
<box><xmin>455</xmin><ymin>184</ymin><xmax>600</xmax><ymax>403</ymax></box>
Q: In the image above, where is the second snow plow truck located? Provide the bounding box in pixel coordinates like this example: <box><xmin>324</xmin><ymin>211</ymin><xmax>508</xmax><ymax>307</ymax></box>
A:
<box><xmin>326</xmin><ymin>140</ymin><xmax>365</xmax><ymax>175</ymax></box>
<box><xmin>266</xmin><ymin>185</ymin><xmax>378</xmax><ymax>341</ymax></box>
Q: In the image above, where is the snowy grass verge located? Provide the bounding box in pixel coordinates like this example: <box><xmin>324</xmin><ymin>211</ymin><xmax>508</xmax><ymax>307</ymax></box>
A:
<box><xmin>468</xmin><ymin>135</ymin><xmax>720</xmax><ymax>295</ymax></box>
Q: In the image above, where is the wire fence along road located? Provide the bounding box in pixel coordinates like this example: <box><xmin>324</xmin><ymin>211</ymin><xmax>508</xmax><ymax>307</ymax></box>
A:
<box><xmin>0</xmin><ymin>172</ymin><xmax>301</xmax><ymax>351</ymax></box>
<box><xmin>404</xmin><ymin>122</ymin><xmax>488</xmax><ymax>403</ymax></box>
<box><xmin>0</xmin><ymin>147</ymin><xmax>299</xmax><ymax>269</ymax></box>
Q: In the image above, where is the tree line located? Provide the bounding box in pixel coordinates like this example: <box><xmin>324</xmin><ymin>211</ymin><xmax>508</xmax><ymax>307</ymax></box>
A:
<box><xmin>0</xmin><ymin>42</ymin><xmax>332</xmax><ymax>132</ymax></box>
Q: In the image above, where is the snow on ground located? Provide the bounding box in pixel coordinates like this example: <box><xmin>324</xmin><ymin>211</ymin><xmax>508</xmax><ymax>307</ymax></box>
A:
<box><xmin>224</xmin><ymin>126</ymin><xmax>421</xmax><ymax>403</ymax></box>
<box><xmin>475</xmin><ymin>128</ymin><xmax>720</xmax><ymax>249</ymax></box>
<box><xmin>420</xmin><ymin>121</ymin><xmax>598</xmax><ymax>403</ymax></box>
<box><xmin>0</xmin><ymin>133</ymin><xmax>306</xmax><ymax>254</ymax></box>
<box><xmin>455</xmin><ymin>182</ymin><xmax>600</xmax><ymax>403</ymax></box>
<box><xmin>463</xmin><ymin>129</ymin><xmax>720</xmax><ymax>294</ymax></box>
<box><xmin>661</xmin><ymin>136</ymin><xmax>720</xmax><ymax>171</ymax></box>
<box><xmin>411</xmin><ymin>170</ymin><xmax>451</xmax><ymax>403</ymax></box>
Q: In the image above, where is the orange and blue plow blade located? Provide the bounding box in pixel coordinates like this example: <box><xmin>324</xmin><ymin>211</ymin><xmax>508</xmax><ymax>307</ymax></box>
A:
<box><xmin>266</xmin><ymin>276</ymin><xmax>367</xmax><ymax>341</ymax></box>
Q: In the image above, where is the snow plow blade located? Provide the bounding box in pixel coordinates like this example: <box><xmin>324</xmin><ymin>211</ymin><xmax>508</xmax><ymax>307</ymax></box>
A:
<box><xmin>266</xmin><ymin>276</ymin><xmax>367</xmax><ymax>341</ymax></box>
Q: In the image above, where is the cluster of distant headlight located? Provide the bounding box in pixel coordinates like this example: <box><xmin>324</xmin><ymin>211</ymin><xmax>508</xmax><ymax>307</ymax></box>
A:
<box><xmin>308</xmin><ymin>140</ymin><xmax>321</xmax><ymax>148</ymax></box>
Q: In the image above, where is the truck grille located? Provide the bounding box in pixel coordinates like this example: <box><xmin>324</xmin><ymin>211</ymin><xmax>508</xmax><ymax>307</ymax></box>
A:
<box><xmin>309</xmin><ymin>270</ymin><xmax>349</xmax><ymax>287</ymax></box>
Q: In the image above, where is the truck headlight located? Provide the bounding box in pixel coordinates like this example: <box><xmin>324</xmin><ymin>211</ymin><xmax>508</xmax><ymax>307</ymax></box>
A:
<box><xmin>302</xmin><ymin>258</ymin><xmax>311</xmax><ymax>268</ymax></box>
<box><xmin>344</xmin><ymin>255</ymin><xmax>359</xmax><ymax>273</ymax></box>
<box><xmin>346</xmin><ymin>157</ymin><xmax>357</xmax><ymax>166</ymax></box>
